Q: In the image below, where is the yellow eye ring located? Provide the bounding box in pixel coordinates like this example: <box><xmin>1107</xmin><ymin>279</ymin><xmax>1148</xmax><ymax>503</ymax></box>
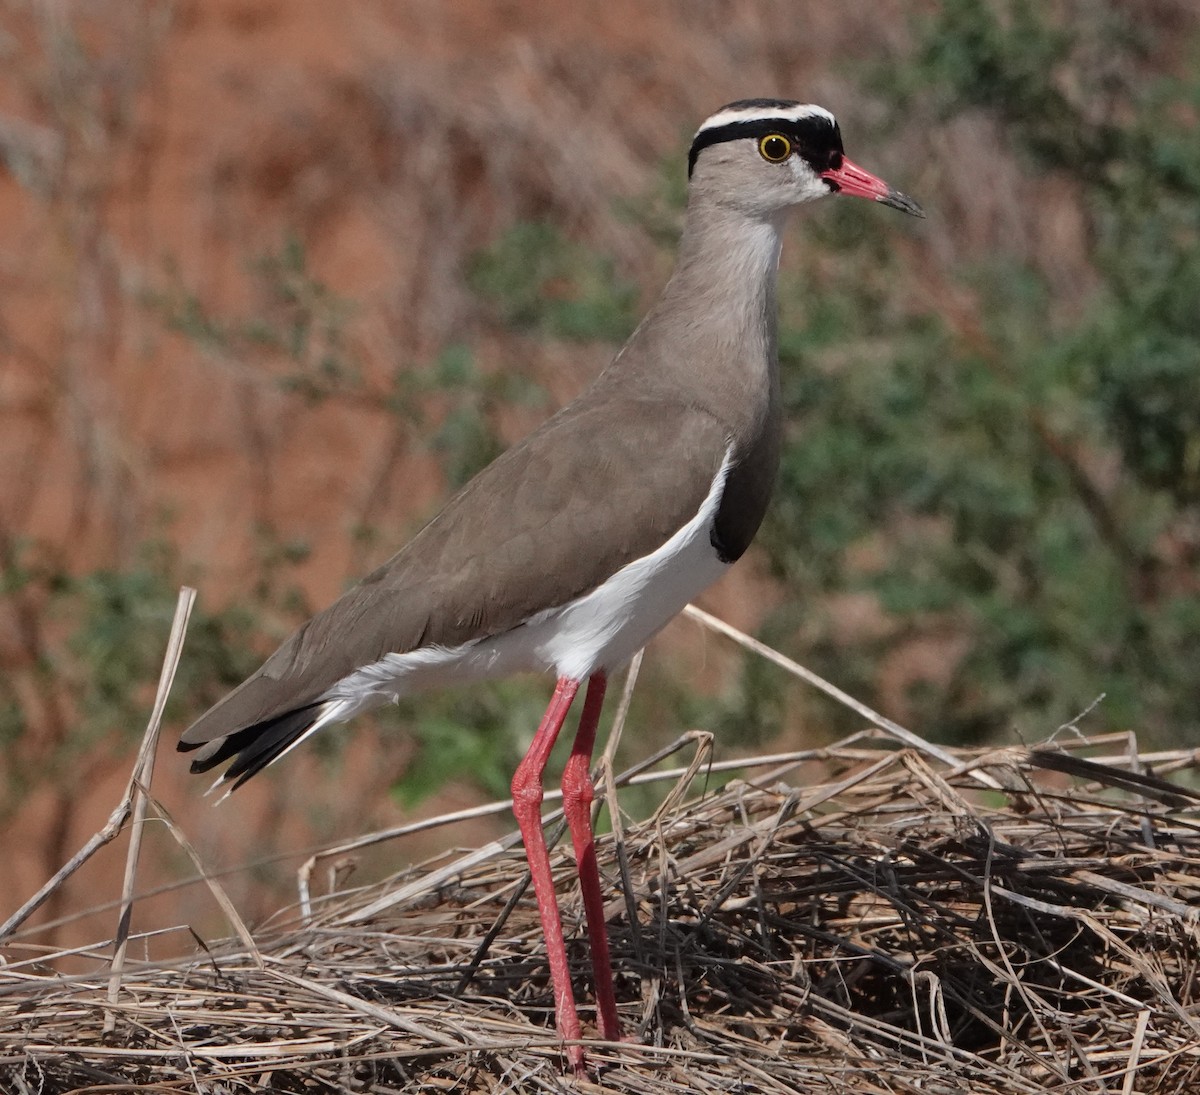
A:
<box><xmin>758</xmin><ymin>133</ymin><xmax>792</xmax><ymax>163</ymax></box>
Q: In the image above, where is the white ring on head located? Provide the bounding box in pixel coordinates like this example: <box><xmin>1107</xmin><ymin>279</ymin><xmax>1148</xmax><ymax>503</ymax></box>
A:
<box><xmin>694</xmin><ymin>103</ymin><xmax>836</xmax><ymax>140</ymax></box>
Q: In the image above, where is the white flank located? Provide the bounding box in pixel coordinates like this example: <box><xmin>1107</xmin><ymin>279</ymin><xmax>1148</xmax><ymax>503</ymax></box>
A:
<box><xmin>321</xmin><ymin>447</ymin><xmax>736</xmax><ymax>714</ymax></box>
<box><xmin>695</xmin><ymin>102</ymin><xmax>835</xmax><ymax>138</ymax></box>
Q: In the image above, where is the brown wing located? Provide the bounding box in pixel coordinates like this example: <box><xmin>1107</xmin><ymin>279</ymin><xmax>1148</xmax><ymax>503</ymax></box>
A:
<box><xmin>179</xmin><ymin>391</ymin><xmax>730</xmax><ymax>746</ymax></box>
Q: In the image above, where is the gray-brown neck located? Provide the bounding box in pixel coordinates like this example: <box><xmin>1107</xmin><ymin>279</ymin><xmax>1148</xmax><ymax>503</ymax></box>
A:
<box><xmin>607</xmin><ymin>196</ymin><xmax>784</xmax><ymax>437</ymax></box>
<box><xmin>598</xmin><ymin>193</ymin><xmax>787</xmax><ymax>564</ymax></box>
<box><xmin>667</xmin><ymin>201</ymin><xmax>784</xmax><ymax>326</ymax></box>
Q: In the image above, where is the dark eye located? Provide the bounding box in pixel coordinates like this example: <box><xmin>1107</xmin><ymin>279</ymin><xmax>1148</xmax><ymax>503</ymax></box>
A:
<box><xmin>758</xmin><ymin>134</ymin><xmax>792</xmax><ymax>163</ymax></box>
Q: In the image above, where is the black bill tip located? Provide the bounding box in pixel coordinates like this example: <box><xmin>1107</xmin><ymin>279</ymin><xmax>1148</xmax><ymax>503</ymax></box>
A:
<box><xmin>880</xmin><ymin>188</ymin><xmax>925</xmax><ymax>218</ymax></box>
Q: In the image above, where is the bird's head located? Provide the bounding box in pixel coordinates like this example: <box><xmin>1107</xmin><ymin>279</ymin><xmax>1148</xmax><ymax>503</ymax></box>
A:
<box><xmin>688</xmin><ymin>99</ymin><xmax>924</xmax><ymax>220</ymax></box>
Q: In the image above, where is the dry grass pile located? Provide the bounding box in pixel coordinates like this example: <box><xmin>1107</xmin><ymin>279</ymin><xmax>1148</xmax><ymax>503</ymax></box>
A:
<box><xmin>4</xmin><ymin>727</ymin><xmax>1200</xmax><ymax>1093</ymax></box>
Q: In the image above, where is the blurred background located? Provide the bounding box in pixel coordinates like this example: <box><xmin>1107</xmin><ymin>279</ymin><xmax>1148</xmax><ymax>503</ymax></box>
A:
<box><xmin>2</xmin><ymin>0</ymin><xmax>1198</xmax><ymax>948</ymax></box>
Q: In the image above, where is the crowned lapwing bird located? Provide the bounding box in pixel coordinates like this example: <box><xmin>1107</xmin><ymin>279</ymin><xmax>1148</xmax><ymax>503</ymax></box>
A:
<box><xmin>180</xmin><ymin>98</ymin><xmax>922</xmax><ymax>1071</ymax></box>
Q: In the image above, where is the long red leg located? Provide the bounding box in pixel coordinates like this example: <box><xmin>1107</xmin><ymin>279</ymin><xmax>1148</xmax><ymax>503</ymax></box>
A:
<box><xmin>560</xmin><ymin>672</ymin><xmax>621</xmax><ymax>1041</ymax></box>
<box><xmin>511</xmin><ymin>677</ymin><xmax>584</xmax><ymax>1072</ymax></box>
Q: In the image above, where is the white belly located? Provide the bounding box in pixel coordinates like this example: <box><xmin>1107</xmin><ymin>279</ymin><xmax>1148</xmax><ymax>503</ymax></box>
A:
<box><xmin>320</xmin><ymin>447</ymin><xmax>734</xmax><ymax>714</ymax></box>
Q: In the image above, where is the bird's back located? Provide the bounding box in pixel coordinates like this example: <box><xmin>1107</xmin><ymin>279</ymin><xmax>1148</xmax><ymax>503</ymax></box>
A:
<box><xmin>180</xmin><ymin>378</ymin><xmax>738</xmax><ymax>747</ymax></box>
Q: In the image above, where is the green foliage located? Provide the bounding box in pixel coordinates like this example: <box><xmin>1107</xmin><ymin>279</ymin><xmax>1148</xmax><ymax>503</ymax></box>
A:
<box><xmin>0</xmin><ymin>532</ymin><xmax>306</xmax><ymax>816</ymax></box>
<box><xmin>469</xmin><ymin>221</ymin><xmax>639</xmax><ymax>343</ymax></box>
<box><xmin>66</xmin><ymin>548</ymin><xmax>184</xmax><ymax>729</ymax></box>
<box><xmin>894</xmin><ymin>0</ymin><xmax>1125</xmax><ymax>178</ymax></box>
<box><xmin>424</xmin><ymin>344</ymin><xmax>546</xmax><ymax>489</ymax></box>
<box><xmin>154</xmin><ymin>238</ymin><xmax>547</xmax><ymax>498</ymax></box>
<box><xmin>388</xmin><ymin>680</ymin><xmax>555</xmax><ymax>807</ymax></box>
<box><xmin>156</xmin><ymin>235</ymin><xmax>367</xmax><ymax>406</ymax></box>
<box><xmin>756</xmin><ymin>0</ymin><xmax>1200</xmax><ymax>745</ymax></box>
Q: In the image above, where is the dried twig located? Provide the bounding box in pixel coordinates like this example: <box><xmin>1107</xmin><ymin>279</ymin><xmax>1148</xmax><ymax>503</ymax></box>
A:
<box><xmin>104</xmin><ymin>587</ymin><xmax>196</xmax><ymax>1031</ymax></box>
<box><xmin>6</xmin><ymin>736</ymin><xmax>1200</xmax><ymax>1092</ymax></box>
<box><xmin>0</xmin><ymin>588</ymin><xmax>196</xmax><ymax>943</ymax></box>
<box><xmin>683</xmin><ymin>603</ymin><xmax>1002</xmax><ymax>788</ymax></box>
<box><xmin>10</xmin><ymin>600</ymin><xmax>1200</xmax><ymax>1092</ymax></box>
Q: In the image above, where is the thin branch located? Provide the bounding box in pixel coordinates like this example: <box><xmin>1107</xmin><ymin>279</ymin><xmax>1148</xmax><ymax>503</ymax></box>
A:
<box><xmin>682</xmin><ymin>603</ymin><xmax>1002</xmax><ymax>789</ymax></box>
<box><xmin>0</xmin><ymin>587</ymin><xmax>196</xmax><ymax>943</ymax></box>
<box><xmin>104</xmin><ymin>587</ymin><xmax>196</xmax><ymax>1028</ymax></box>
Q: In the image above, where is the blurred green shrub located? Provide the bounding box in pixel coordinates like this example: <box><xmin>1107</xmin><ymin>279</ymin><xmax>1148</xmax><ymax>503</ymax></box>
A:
<box><xmin>0</xmin><ymin>533</ymin><xmax>296</xmax><ymax>820</ymax></box>
<box><xmin>469</xmin><ymin>221</ymin><xmax>638</xmax><ymax>343</ymax></box>
<box><xmin>11</xmin><ymin>1</ymin><xmax>1197</xmax><ymax>829</ymax></box>
<box><xmin>756</xmin><ymin>0</ymin><xmax>1200</xmax><ymax>744</ymax></box>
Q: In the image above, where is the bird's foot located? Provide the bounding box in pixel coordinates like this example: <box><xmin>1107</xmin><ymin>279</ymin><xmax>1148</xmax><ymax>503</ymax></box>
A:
<box><xmin>566</xmin><ymin>1043</ymin><xmax>587</xmax><ymax>1076</ymax></box>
